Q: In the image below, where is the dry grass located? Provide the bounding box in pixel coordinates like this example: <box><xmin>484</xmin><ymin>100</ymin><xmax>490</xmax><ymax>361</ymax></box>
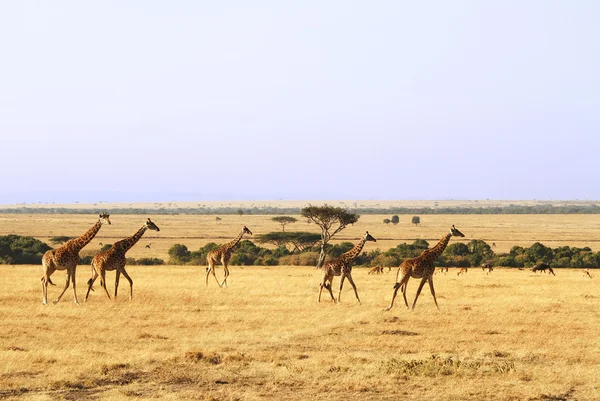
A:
<box><xmin>2</xmin><ymin>213</ymin><xmax>600</xmax><ymax>259</ymax></box>
<box><xmin>2</xmin><ymin>211</ymin><xmax>600</xmax><ymax>400</ymax></box>
<box><xmin>1</xmin><ymin>265</ymin><xmax>599</xmax><ymax>400</ymax></box>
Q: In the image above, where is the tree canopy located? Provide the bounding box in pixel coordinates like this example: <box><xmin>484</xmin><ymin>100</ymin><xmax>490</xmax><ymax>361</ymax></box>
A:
<box><xmin>271</xmin><ymin>216</ymin><xmax>298</xmax><ymax>231</ymax></box>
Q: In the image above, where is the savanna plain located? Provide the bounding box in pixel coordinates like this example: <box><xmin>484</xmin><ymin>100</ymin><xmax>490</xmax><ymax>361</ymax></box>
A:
<box><xmin>1</xmin><ymin>211</ymin><xmax>599</xmax><ymax>400</ymax></box>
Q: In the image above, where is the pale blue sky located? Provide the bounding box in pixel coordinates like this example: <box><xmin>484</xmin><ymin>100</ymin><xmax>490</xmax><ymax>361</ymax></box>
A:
<box><xmin>1</xmin><ymin>1</ymin><xmax>599</xmax><ymax>204</ymax></box>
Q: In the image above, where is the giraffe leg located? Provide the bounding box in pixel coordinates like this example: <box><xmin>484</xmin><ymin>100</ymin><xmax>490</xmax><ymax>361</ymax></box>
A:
<box><xmin>85</xmin><ymin>269</ymin><xmax>99</xmax><ymax>302</ymax></box>
<box><xmin>337</xmin><ymin>274</ymin><xmax>346</xmax><ymax>303</ymax></box>
<box><xmin>220</xmin><ymin>260</ymin><xmax>230</xmax><ymax>288</ymax></box>
<box><xmin>41</xmin><ymin>268</ymin><xmax>55</xmax><ymax>305</ymax></box>
<box><xmin>120</xmin><ymin>268</ymin><xmax>134</xmax><ymax>301</ymax></box>
<box><xmin>115</xmin><ymin>270</ymin><xmax>121</xmax><ymax>298</ymax></box>
<box><xmin>345</xmin><ymin>273</ymin><xmax>361</xmax><ymax>304</ymax></box>
<box><xmin>53</xmin><ymin>270</ymin><xmax>72</xmax><ymax>304</ymax></box>
<box><xmin>386</xmin><ymin>274</ymin><xmax>409</xmax><ymax>311</ymax></box>
<box><xmin>71</xmin><ymin>267</ymin><xmax>79</xmax><ymax>305</ymax></box>
<box><xmin>427</xmin><ymin>277</ymin><xmax>440</xmax><ymax>311</ymax></box>
<box><xmin>100</xmin><ymin>271</ymin><xmax>111</xmax><ymax>300</ymax></box>
<box><xmin>411</xmin><ymin>277</ymin><xmax>428</xmax><ymax>311</ymax></box>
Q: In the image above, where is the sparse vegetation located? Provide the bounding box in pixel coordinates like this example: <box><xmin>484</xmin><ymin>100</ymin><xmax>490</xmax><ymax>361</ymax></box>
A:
<box><xmin>271</xmin><ymin>216</ymin><xmax>298</xmax><ymax>231</ymax></box>
<box><xmin>301</xmin><ymin>204</ymin><xmax>360</xmax><ymax>267</ymax></box>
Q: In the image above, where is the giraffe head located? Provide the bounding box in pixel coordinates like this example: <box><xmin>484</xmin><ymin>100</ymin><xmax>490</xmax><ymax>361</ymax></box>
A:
<box><xmin>145</xmin><ymin>218</ymin><xmax>160</xmax><ymax>232</ymax></box>
<box><xmin>450</xmin><ymin>225</ymin><xmax>465</xmax><ymax>237</ymax></box>
<box><xmin>363</xmin><ymin>231</ymin><xmax>377</xmax><ymax>242</ymax></box>
<box><xmin>243</xmin><ymin>226</ymin><xmax>253</xmax><ymax>236</ymax></box>
<box><xmin>99</xmin><ymin>213</ymin><xmax>111</xmax><ymax>225</ymax></box>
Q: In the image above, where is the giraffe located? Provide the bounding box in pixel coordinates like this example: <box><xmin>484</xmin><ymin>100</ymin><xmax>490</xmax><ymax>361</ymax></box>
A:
<box><xmin>386</xmin><ymin>225</ymin><xmax>465</xmax><ymax>311</ymax></box>
<box><xmin>205</xmin><ymin>226</ymin><xmax>252</xmax><ymax>287</ymax></box>
<box><xmin>368</xmin><ymin>266</ymin><xmax>384</xmax><ymax>275</ymax></box>
<box><xmin>84</xmin><ymin>218</ymin><xmax>160</xmax><ymax>302</ymax></box>
<box><xmin>318</xmin><ymin>231</ymin><xmax>377</xmax><ymax>304</ymax></box>
<box><xmin>41</xmin><ymin>213</ymin><xmax>111</xmax><ymax>305</ymax></box>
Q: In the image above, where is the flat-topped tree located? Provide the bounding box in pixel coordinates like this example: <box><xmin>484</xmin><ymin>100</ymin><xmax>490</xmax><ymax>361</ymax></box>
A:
<box><xmin>271</xmin><ymin>216</ymin><xmax>297</xmax><ymax>232</ymax></box>
<box><xmin>300</xmin><ymin>204</ymin><xmax>360</xmax><ymax>268</ymax></box>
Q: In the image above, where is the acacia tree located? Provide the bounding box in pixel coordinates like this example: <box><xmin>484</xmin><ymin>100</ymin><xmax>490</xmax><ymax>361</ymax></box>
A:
<box><xmin>256</xmin><ymin>232</ymin><xmax>321</xmax><ymax>253</ymax></box>
<box><xmin>391</xmin><ymin>215</ymin><xmax>400</xmax><ymax>225</ymax></box>
<box><xmin>271</xmin><ymin>216</ymin><xmax>298</xmax><ymax>232</ymax></box>
<box><xmin>300</xmin><ymin>204</ymin><xmax>360</xmax><ymax>268</ymax></box>
<box><xmin>383</xmin><ymin>218</ymin><xmax>391</xmax><ymax>225</ymax></box>
<box><xmin>412</xmin><ymin>216</ymin><xmax>421</xmax><ymax>226</ymax></box>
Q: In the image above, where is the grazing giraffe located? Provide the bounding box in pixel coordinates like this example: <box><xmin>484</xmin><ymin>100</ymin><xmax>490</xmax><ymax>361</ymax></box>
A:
<box><xmin>85</xmin><ymin>218</ymin><xmax>160</xmax><ymax>302</ymax></box>
<box><xmin>41</xmin><ymin>213</ymin><xmax>111</xmax><ymax>305</ymax></box>
<box><xmin>368</xmin><ymin>266</ymin><xmax>384</xmax><ymax>275</ymax></box>
<box><xmin>457</xmin><ymin>267</ymin><xmax>468</xmax><ymax>276</ymax></box>
<box><xmin>206</xmin><ymin>226</ymin><xmax>252</xmax><ymax>287</ymax></box>
<box><xmin>386</xmin><ymin>225</ymin><xmax>465</xmax><ymax>311</ymax></box>
<box><xmin>318</xmin><ymin>231</ymin><xmax>376</xmax><ymax>304</ymax></box>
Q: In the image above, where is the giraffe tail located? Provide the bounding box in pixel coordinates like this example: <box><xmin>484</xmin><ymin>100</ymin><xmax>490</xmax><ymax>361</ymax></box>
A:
<box><xmin>86</xmin><ymin>278</ymin><xmax>95</xmax><ymax>292</ymax></box>
<box><xmin>48</xmin><ymin>277</ymin><xmax>56</xmax><ymax>286</ymax></box>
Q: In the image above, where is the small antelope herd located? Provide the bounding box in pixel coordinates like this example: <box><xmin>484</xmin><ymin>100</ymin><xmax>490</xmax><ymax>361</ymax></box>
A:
<box><xmin>39</xmin><ymin>216</ymin><xmax>594</xmax><ymax>311</ymax></box>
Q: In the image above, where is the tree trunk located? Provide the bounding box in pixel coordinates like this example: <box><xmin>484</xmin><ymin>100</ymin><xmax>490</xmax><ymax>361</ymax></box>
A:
<box><xmin>316</xmin><ymin>242</ymin><xmax>327</xmax><ymax>268</ymax></box>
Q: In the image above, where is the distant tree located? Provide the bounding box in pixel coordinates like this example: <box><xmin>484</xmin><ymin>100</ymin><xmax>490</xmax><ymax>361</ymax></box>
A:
<box><xmin>49</xmin><ymin>236</ymin><xmax>74</xmax><ymax>245</ymax></box>
<box><xmin>391</xmin><ymin>215</ymin><xmax>400</xmax><ymax>225</ymax></box>
<box><xmin>237</xmin><ymin>209</ymin><xmax>244</xmax><ymax>216</ymax></box>
<box><xmin>215</xmin><ymin>217</ymin><xmax>222</xmax><ymax>223</ymax></box>
<box><xmin>411</xmin><ymin>216</ymin><xmax>421</xmax><ymax>226</ymax></box>
<box><xmin>100</xmin><ymin>244</ymin><xmax>112</xmax><ymax>253</ymax></box>
<box><xmin>383</xmin><ymin>218</ymin><xmax>391</xmax><ymax>225</ymax></box>
<box><xmin>168</xmin><ymin>244</ymin><xmax>191</xmax><ymax>264</ymax></box>
<box><xmin>256</xmin><ymin>231</ymin><xmax>321</xmax><ymax>253</ymax></box>
<box><xmin>300</xmin><ymin>204</ymin><xmax>360</xmax><ymax>268</ymax></box>
<box><xmin>271</xmin><ymin>216</ymin><xmax>298</xmax><ymax>232</ymax></box>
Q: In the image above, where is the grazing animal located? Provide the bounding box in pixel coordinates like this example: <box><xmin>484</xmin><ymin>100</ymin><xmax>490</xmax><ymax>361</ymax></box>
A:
<box><xmin>386</xmin><ymin>225</ymin><xmax>465</xmax><ymax>311</ymax></box>
<box><xmin>435</xmin><ymin>267</ymin><xmax>449</xmax><ymax>275</ymax></box>
<box><xmin>532</xmin><ymin>263</ymin><xmax>550</xmax><ymax>273</ymax></box>
<box><xmin>41</xmin><ymin>214</ymin><xmax>111</xmax><ymax>305</ymax></box>
<box><xmin>583</xmin><ymin>269</ymin><xmax>594</xmax><ymax>279</ymax></box>
<box><xmin>457</xmin><ymin>267</ymin><xmax>468</xmax><ymax>276</ymax></box>
<box><xmin>481</xmin><ymin>262</ymin><xmax>493</xmax><ymax>274</ymax></box>
<box><xmin>368</xmin><ymin>266</ymin><xmax>384</xmax><ymax>275</ymax></box>
<box><xmin>85</xmin><ymin>218</ymin><xmax>160</xmax><ymax>302</ymax></box>
<box><xmin>206</xmin><ymin>226</ymin><xmax>252</xmax><ymax>287</ymax></box>
<box><xmin>319</xmin><ymin>232</ymin><xmax>377</xmax><ymax>304</ymax></box>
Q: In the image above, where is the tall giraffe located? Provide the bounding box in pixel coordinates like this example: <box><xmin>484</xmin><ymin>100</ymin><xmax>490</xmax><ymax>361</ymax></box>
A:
<box><xmin>41</xmin><ymin>213</ymin><xmax>111</xmax><ymax>305</ymax></box>
<box><xmin>386</xmin><ymin>225</ymin><xmax>465</xmax><ymax>311</ymax></box>
<box><xmin>85</xmin><ymin>218</ymin><xmax>160</xmax><ymax>302</ymax></box>
<box><xmin>206</xmin><ymin>226</ymin><xmax>252</xmax><ymax>287</ymax></box>
<box><xmin>318</xmin><ymin>231</ymin><xmax>377</xmax><ymax>304</ymax></box>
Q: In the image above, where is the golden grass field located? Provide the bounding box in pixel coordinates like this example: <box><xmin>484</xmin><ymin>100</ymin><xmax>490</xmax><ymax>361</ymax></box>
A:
<box><xmin>1</xmin><ymin>209</ymin><xmax>600</xmax><ymax>400</ymax></box>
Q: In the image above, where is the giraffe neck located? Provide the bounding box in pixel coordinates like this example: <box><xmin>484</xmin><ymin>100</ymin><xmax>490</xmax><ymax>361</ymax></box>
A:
<box><xmin>427</xmin><ymin>233</ymin><xmax>453</xmax><ymax>259</ymax></box>
<box><xmin>342</xmin><ymin>237</ymin><xmax>368</xmax><ymax>262</ymax></box>
<box><xmin>223</xmin><ymin>229</ymin><xmax>245</xmax><ymax>251</ymax></box>
<box><xmin>68</xmin><ymin>220</ymin><xmax>103</xmax><ymax>252</ymax></box>
<box><xmin>115</xmin><ymin>225</ymin><xmax>148</xmax><ymax>253</ymax></box>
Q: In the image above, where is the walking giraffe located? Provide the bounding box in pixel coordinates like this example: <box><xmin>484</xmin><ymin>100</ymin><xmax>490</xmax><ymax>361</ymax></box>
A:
<box><xmin>386</xmin><ymin>225</ymin><xmax>465</xmax><ymax>311</ymax></box>
<box><xmin>85</xmin><ymin>218</ymin><xmax>160</xmax><ymax>302</ymax></box>
<box><xmin>206</xmin><ymin>226</ymin><xmax>252</xmax><ymax>287</ymax></box>
<box><xmin>41</xmin><ymin>213</ymin><xmax>111</xmax><ymax>305</ymax></box>
<box><xmin>318</xmin><ymin>231</ymin><xmax>377</xmax><ymax>304</ymax></box>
